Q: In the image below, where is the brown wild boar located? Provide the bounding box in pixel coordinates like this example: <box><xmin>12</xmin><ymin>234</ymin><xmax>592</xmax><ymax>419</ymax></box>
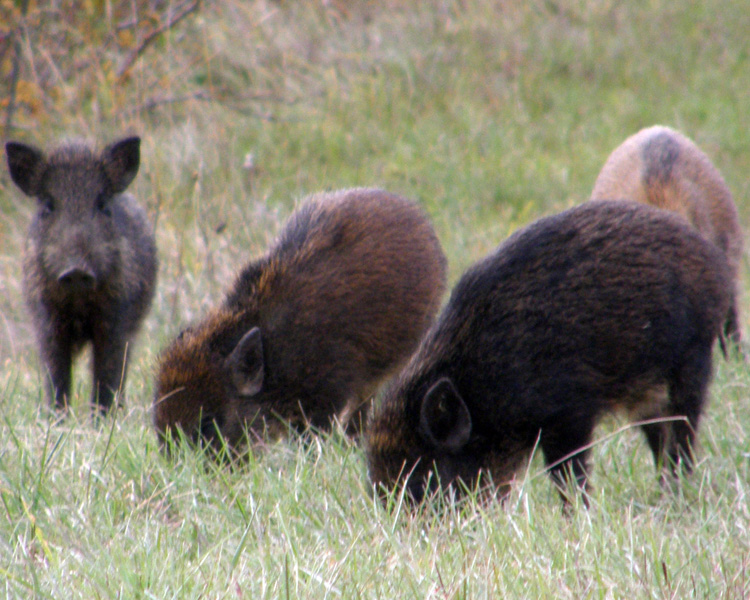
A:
<box><xmin>6</xmin><ymin>137</ymin><xmax>157</xmax><ymax>414</ymax></box>
<box><xmin>153</xmin><ymin>187</ymin><xmax>446</xmax><ymax>451</ymax></box>
<box><xmin>366</xmin><ymin>200</ymin><xmax>731</xmax><ymax>506</ymax></box>
<box><xmin>591</xmin><ymin>125</ymin><xmax>744</xmax><ymax>351</ymax></box>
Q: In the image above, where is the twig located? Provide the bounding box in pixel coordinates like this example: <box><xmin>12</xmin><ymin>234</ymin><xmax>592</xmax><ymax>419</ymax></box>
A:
<box><xmin>122</xmin><ymin>90</ymin><xmax>211</xmax><ymax>116</ymax></box>
<box><xmin>116</xmin><ymin>0</ymin><xmax>200</xmax><ymax>80</ymax></box>
<box><xmin>122</xmin><ymin>89</ymin><xmax>287</xmax><ymax>121</ymax></box>
<box><xmin>530</xmin><ymin>415</ymin><xmax>691</xmax><ymax>480</ymax></box>
<box><xmin>3</xmin><ymin>0</ymin><xmax>30</xmax><ymax>138</ymax></box>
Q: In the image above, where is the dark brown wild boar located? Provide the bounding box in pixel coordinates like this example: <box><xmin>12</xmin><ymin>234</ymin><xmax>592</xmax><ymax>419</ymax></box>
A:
<box><xmin>366</xmin><ymin>200</ymin><xmax>731</xmax><ymax>506</ymax></box>
<box><xmin>6</xmin><ymin>137</ymin><xmax>158</xmax><ymax>414</ymax></box>
<box><xmin>153</xmin><ymin>187</ymin><xmax>446</xmax><ymax>451</ymax></box>
<box><xmin>591</xmin><ymin>125</ymin><xmax>744</xmax><ymax>351</ymax></box>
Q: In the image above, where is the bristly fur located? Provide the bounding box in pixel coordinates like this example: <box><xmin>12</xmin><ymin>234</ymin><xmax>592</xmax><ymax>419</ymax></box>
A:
<box><xmin>366</xmin><ymin>200</ymin><xmax>731</xmax><ymax>506</ymax></box>
<box><xmin>153</xmin><ymin>187</ymin><xmax>447</xmax><ymax>452</ymax></box>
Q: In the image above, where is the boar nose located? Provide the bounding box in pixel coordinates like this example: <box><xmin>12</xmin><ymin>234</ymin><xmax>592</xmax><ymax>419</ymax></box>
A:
<box><xmin>58</xmin><ymin>267</ymin><xmax>96</xmax><ymax>291</ymax></box>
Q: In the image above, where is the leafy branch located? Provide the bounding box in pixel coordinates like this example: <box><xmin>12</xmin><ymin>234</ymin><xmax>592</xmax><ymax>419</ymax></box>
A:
<box><xmin>116</xmin><ymin>0</ymin><xmax>201</xmax><ymax>81</ymax></box>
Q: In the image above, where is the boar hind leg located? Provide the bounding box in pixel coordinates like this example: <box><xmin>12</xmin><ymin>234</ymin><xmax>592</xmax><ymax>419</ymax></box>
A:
<box><xmin>540</xmin><ymin>415</ymin><xmax>595</xmax><ymax>505</ymax></box>
<box><xmin>640</xmin><ymin>422</ymin><xmax>669</xmax><ymax>474</ymax></box>
<box><xmin>665</xmin><ymin>344</ymin><xmax>713</xmax><ymax>476</ymax></box>
<box><xmin>91</xmin><ymin>335</ymin><xmax>129</xmax><ymax>415</ymax></box>
<box><xmin>637</xmin><ymin>384</ymin><xmax>671</xmax><ymax>474</ymax></box>
<box><xmin>721</xmin><ymin>301</ymin><xmax>743</xmax><ymax>359</ymax></box>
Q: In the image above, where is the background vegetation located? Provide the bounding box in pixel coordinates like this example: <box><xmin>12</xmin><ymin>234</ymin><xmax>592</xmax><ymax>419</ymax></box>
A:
<box><xmin>1</xmin><ymin>0</ymin><xmax>748</xmax><ymax>597</ymax></box>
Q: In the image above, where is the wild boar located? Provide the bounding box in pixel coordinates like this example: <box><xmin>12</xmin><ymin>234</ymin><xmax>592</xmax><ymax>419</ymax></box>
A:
<box><xmin>6</xmin><ymin>137</ymin><xmax>157</xmax><ymax>414</ymax></box>
<box><xmin>153</xmin><ymin>187</ymin><xmax>446</xmax><ymax>451</ymax></box>
<box><xmin>591</xmin><ymin>125</ymin><xmax>743</xmax><ymax>351</ymax></box>
<box><xmin>366</xmin><ymin>200</ymin><xmax>731</xmax><ymax>505</ymax></box>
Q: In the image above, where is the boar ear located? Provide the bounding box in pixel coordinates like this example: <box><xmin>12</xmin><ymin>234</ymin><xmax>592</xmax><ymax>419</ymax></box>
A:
<box><xmin>226</xmin><ymin>327</ymin><xmax>264</xmax><ymax>396</ymax></box>
<box><xmin>419</xmin><ymin>377</ymin><xmax>472</xmax><ymax>452</ymax></box>
<box><xmin>6</xmin><ymin>141</ymin><xmax>44</xmax><ymax>196</ymax></box>
<box><xmin>102</xmin><ymin>137</ymin><xmax>140</xmax><ymax>193</ymax></box>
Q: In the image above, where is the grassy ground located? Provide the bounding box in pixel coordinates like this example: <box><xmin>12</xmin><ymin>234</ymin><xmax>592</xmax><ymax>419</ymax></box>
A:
<box><xmin>1</xmin><ymin>0</ymin><xmax>749</xmax><ymax>597</ymax></box>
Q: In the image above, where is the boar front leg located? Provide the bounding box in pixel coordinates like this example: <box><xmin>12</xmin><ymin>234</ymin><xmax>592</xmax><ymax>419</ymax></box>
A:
<box><xmin>91</xmin><ymin>327</ymin><xmax>129</xmax><ymax>415</ymax></box>
<box><xmin>40</xmin><ymin>332</ymin><xmax>73</xmax><ymax>411</ymax></box>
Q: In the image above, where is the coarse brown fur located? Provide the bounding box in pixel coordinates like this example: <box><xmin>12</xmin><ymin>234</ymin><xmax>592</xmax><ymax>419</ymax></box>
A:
<box><xmin>153</xmin><ymin>188</ymin><xmax>446</xmax><ymax>452</ymax></box>
<box><xmin>591</xmin><ymin>125</ymin><xmax>744</xmax><ymax>351</ymax></box>
<box><xmin>6</xmin><ymin>137</ymin><xmax>158</xmax><ymax>414</ymax></box>
<box><xmin>366</xmin><ymin>201</ymin><xmax>731</xmax><ymax>506</ymax></box>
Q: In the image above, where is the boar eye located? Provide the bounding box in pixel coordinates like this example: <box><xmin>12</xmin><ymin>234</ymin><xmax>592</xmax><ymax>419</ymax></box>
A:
<box><xmin>96</xmin><ymin>193</ymin><xmax>112</xmax><ymax>217</ymax></box>
<box><xmin>38</xmin><ymin>194</ymin><xmax>55</xmax><ymax>216</ymax></box>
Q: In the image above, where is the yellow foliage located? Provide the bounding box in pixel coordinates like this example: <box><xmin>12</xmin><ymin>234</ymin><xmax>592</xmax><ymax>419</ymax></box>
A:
<box><xmin>14</xmin><ymin>79</ymin><xmax>44</xmax><ymax>114</ymax></box>
<box><xmin>117</xmin><ymin>29</ymin><xmax>135</xmax><ymax>49</ymax></box>
<box><xmin>0</xmin><ymin>0</ymin><xmax>21</xmax><ymax>28</ymax></box>
<box><xmin>0</xmin><ymin>54</ymin><xmax>13</xmax><ymax>78</ymax></box>
<box><xmin>1</xmin><ymin>0</ymin><xmax>202</xmax><ymax>131</ymax></box>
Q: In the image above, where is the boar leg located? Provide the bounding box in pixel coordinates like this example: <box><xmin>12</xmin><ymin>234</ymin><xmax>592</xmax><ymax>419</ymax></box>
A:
<box><xmin>721</xmin><ymin>300</ymin><xmax>744</xmax><ymax>359</ymax></box>
<box><xmin>540</xmin><ymin>415</ymin><xmax>594</xmax><ymax>505</ymax></box>
<box><xmin>40</xmin><ymin>334</ymin><xmax>72</xmax><ymax>410</ymax></box>
<box><xmin>665</xmin><ymin>344</ymin><xmax>712</xmax><ymax>475</ymax></box>
<box><xmin>91</xmin><ymin>332</ymin><xmax>129</xmax><ymax>415</ymax></box>
<box><xmin>640</xmin><ymin>421</ymin><xmax>669</xmax><ymax>474</ymax></box>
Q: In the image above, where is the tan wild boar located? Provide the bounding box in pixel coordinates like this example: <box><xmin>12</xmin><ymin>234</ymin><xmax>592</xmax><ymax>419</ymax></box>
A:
<box><xmin>591</xmin><ymin>125</ymin><xmax>743</xmax><ymax>350</ymax></box>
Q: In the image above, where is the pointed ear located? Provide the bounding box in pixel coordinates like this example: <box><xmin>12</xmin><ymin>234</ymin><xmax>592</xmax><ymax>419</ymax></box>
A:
<box><xmin>419</xmin><ymin>377</ymin><xmax>472</xmax><ymax>452</ymax></box>
<box><xmin>226</xmin><ymin>327</ymin><xmax>264</xmax><ymax>396</ymax></box>
<box><xmin>102</xmin><ymin>137</ymin><xmax>140</xmax><ymax>193</ymax></box>
<box><xmin>6</xmin><ymin>141</ymin><xmax>44</xmax><ymax>196</ymax></box>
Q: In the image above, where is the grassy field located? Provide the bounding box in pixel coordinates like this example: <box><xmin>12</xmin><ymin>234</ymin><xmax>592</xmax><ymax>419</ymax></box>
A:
<box><xmin>1</xmin><ymin>0</ymin><xmax>749</xmax><ymax>597</ymax></box>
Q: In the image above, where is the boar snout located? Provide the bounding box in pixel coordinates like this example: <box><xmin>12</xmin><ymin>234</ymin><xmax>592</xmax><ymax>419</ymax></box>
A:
<box><xmin>57</xmin><ymin>266</ymin><xmax>96</xmax><ymax>291</ymax></box>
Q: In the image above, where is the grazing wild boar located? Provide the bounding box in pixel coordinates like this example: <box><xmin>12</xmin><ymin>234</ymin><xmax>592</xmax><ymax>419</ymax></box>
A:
<box><xmin>366</xmin><ymin>200</ymin><xmax>731</xmax><ymax>506</ymax></box>
<box><xmin>6</xmin><ymin>136</ymin><xmax>158</xmax><ymax>414</ymax></box>
<box><xmin>153</xmin><ymin>188</ymin><xmax>446</xmax><ymax>452</ymax></box>
<box><xmin>591</xmin><ymin>125</ymin><xmax>744</xmax><ymax>351</ymax></box>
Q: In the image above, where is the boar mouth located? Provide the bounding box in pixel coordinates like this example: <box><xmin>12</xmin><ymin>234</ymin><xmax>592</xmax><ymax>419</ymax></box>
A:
<box><xmin>197</xmin><ymin>413</ymin><xmax>225</xmax><ymax>445</ymax></box>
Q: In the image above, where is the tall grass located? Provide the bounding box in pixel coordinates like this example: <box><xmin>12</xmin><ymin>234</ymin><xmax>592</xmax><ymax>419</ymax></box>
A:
<box><xmin>1</xmin><ymin>1</ymin><xmax>749</xmax><ymax>597</ymax></box>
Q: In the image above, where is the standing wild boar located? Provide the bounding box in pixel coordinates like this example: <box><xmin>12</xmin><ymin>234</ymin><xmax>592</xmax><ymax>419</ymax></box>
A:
<box><xmin>591</xmin><ymin>125</ymin><xmax>744</xmax><ymax>350</ymax></box>
<box><xmin>6</xmin><ymin>137</ymin><xmax>158</xmax><ymax>414</ymax></box>
<box><xmin>153</xmin><ymin>188</ymin><xmax>446</xmax><ymax>451</ymax></box>
<box><xmin>366</xmin><ymin>200</ymin><xmax>731</xmax><ymax>506</ymax></box>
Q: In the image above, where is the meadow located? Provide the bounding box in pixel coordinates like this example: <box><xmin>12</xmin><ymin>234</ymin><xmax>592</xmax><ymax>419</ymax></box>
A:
<box><xmin>0</xmin><ymin>1</ymin><xmax>749</xmax><ymax>597</ymax></box>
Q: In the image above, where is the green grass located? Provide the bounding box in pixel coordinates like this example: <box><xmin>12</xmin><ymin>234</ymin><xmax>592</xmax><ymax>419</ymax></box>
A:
<box><xmin>1</xmin><ymin>0</ymin><xmax>750</xmax><ymax>597</ymax></box>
